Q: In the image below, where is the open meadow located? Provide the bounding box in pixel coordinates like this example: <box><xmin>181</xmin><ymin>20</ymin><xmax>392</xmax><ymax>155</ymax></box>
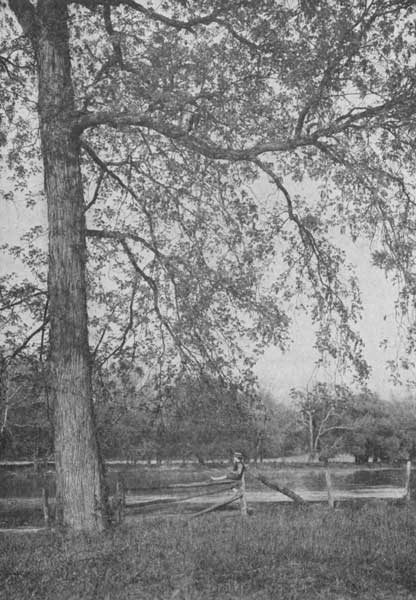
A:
<box><xmin>1</xmin><ymin>502</ymin><xmax>416</xmax><ymax>600</ymax></box>
<box><xmin>1</xmin><ymin>463</ymin><xmax>416</xmax><ymax>599</ymax></box>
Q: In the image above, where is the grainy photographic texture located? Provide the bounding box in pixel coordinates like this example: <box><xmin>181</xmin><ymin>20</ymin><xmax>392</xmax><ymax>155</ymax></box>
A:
<box><xmin>2</xmin><ymin>1</ymin><xmax>416</xmax><ymax>598</ymax></box>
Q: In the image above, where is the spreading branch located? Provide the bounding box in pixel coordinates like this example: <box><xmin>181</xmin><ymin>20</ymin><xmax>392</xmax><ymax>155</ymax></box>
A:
<box><xmin>94</xmin><ymin>278</ymin><xmax>138</xmax><ymax>365</ymax></box>
<box><xmin>118</xmin><ymin>239</ymin><xmax>198</xmax><ymax>367</ymax></box>
<box><xmin>73</xmin><ymin>0</ymin><xmax>222</xmax><ymax>31</ymax></box>
<box><xmin>86</xmin><ymin>228</ymin><xmax>166</xmax><ymax>263</ymax></box>
<box><xmin>75</xmin><ymin>95</ymin><xmax>408</xmax><ymax>163</ymax></box>
<box><xmin>253</xmin><ymin>158</ymin><xmax>338</xmax><ymax>302</ymax></box>
<box><xmin>84</xmin><ymin>171</ymin><xmax>105</xmax><ymax>212</ymax></box>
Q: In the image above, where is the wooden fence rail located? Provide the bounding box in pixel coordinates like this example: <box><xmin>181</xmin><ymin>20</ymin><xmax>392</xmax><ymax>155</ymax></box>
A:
<box><xmin>0</xmin><ymin>461</ymin><xmax>412</xmax><ymax>532</ymax></box>
<box><xmin>189</xmin><ymin>492</ymin><xmax>243</xmax><ymax>519</ymax></box>
<box><xmin>126</xmin><ymin>479</ymin><xmax>235</xmax><ymax>492</ymax></box>
<box><xmin>126</xmin><ymin>485</ymin><xmax>236</xmax><ymax>509</ymax></box>
<box><xmin>248</xmin><ymin>471</ymin><xmax>306</xmax><ymax>504</ymax></box>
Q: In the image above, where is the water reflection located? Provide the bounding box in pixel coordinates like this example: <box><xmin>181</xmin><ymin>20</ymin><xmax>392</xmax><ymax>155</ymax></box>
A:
<box><xmin>0</xmin><ymin>463</ymin><xmax>412</xmax><ymax>499</ymax></box>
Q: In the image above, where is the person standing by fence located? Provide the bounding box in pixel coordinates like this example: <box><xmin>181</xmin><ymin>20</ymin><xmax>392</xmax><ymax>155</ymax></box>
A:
<box><xmin>209</xmin><ymin>451</ymin><xmax>248</xmax><ymax>515</ymax></box>
<box><xmin>210</xmin><ymin>451</ymin><xmax>246</xmax><ymax>483</ymax></box>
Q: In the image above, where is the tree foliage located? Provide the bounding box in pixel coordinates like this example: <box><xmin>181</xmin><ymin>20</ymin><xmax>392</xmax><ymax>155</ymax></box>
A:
<box><xmin>5</xmin><ymin>0</ymin><xmax>416</xmax><ymax>380</ymax></box>
<box><xmin>291</xmin><ymin>382</ymin><xmax>416</xmax><ymax>463</ymax></box>
<box><xmin>291</xmin><ymin>382</ymin><xmax>353</xmax><ymax>460</ymax></box>
<box><xmin>2</xmin><ymin>0</ymin><xmax>416</xmax><ymax>529</ymax></box>
<box><xmin>341</xmin><ymin>390</ymin><xmax>416</xmax><ymax>463</ymax></box>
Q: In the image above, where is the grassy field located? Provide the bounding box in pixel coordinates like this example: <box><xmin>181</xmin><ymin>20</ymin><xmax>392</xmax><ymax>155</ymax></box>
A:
<box><xmin>1</xmin><ymin>502</ymin><xmax>416</xmax><ymax>600</ymax></box>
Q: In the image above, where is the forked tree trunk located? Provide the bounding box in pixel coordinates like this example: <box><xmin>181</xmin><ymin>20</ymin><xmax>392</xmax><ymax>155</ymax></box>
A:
<box><xmin>12</xmin><ymin>0</ymin><xmax>109</xmax><ymax>531</ymax></box>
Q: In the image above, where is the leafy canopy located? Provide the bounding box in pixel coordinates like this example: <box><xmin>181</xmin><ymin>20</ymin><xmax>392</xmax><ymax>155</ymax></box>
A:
<box><xmin>2</xmin><ymin>0</ymin><xmax>416</xmax><ymax>388</ymax></box>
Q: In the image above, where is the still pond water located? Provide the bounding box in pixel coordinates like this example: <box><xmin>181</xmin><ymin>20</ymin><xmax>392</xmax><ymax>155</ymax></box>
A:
<box><xmin>0</xmin><ymin>463</ymin><xmax>412</xmax><ymax>499</ymax></box>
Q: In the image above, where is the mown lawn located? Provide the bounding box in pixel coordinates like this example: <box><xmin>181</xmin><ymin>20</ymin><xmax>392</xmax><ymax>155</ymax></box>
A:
<box><xmin>1</xmin><ymin>502</ymin><xmax>416</xmax><ymax>599</ymax></box>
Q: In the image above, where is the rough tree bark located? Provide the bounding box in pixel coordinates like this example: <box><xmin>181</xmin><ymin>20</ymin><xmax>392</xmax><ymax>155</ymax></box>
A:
<box><xmin>10</xmin><ymin>0</ymin><xmax>109</xmax><ymax>531</ymax></box>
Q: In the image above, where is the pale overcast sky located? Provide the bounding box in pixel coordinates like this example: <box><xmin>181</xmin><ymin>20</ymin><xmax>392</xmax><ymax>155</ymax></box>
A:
<box><xmin>255</xmin><ymin>233</ymin><xmax>408</xmax><ymax>402</ymax></box>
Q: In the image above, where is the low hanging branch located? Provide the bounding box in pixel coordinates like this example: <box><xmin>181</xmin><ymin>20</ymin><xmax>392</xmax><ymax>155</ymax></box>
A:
<box><xmin>92</xmin><ymin>278</ymin><xmax>138</xmax><ymax>365</ymax></box>
<box><xmin>253</xmin><ymin>158</ymin><xmax>336</xmax><ymax>297</ymax></box>
<box><xmin>84</xmin><ymin>171</ymin><xmax>106</xmax><ymax>213</ymax></box>
<box><xmin>117</xmin><ymin>239</ymin><xmax>203</xmax><ymax>368</ymax></box>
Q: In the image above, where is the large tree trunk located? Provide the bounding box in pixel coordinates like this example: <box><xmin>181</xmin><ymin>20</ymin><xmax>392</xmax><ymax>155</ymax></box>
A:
<box><xmin>33</xmin><ymin>0</ymin><xmax>108</xmax><ymax>531</ymax></box>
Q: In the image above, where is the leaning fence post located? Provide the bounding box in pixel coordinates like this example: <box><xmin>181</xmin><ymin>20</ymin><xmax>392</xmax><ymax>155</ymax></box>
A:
<box><xmin>42</xmin><ymin>486</ymin><xmax>50</xmax><ymax>527</ymax></box>
<box><xmin>405</xmin><ymin>460</ymin><xmax>412</xmax><ymax>502</ymax></box>
<box><xmin>239</xmin><ymin>469</ymin><xmax>248</xmax><ymax>517</ymax></box>
<box><xmin>325</xmin><ymin>469</ymin><xmax>335</xmax><ymax>509</ymax></box>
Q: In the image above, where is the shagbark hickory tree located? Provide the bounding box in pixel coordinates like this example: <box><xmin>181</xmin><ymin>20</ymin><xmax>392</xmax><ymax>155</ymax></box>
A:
<box><xmin>2</xmin><ymin>0</ymin><xmax>416</xmax><ymax>530</ymax></box>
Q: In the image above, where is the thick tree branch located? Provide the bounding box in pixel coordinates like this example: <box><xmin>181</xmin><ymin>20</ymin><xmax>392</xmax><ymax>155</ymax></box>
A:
<box><xmin>72</xmin><ymin>0</ymin><xmax>221</xmax><ymax>31</ymax></box>
<box><xmin>75</xmin><ymin>96</ymin><xmax>408</xmax><ymax>161</ymax></box>
<box><xmin>84</xmin><ymin>171</ymin><xmax>105</xmax><ymax>212</ymax></box>
<box><xmin>81</xmin><ymin>140</ymin><xmax>145</xmax><ymax>202</ymax></box>
<box><xmin>76</xmin><ymin>110</ymin><xmax>315</xmax><ymax>158</ymax></box>
<box><xmin>86</xmin><ymin>227</ymin><xmax>164</xmax><ymax>262</ymax></box>
<box><xmin>8</xmin><ymin>0</ymin><xmax>37</xmax><ymax>38</ymax></box>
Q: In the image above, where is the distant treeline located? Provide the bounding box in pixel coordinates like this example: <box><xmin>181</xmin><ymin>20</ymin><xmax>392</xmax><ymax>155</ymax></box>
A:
<box><xmin>2</xmin><ymin>357</ymin><xmax>416</xmax><ymax>464</ymax></box>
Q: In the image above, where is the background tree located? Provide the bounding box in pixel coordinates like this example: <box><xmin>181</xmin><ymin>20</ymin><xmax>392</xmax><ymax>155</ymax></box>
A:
<box><xmin>391</xmin><ymin>398</ymin><xmax>416</xmax><ymax>461</ymax></box>
<box><xmin>97</xmin><ymin>373</ymin><xmax>258</xmax><ymax>464</ymax></box>
<box><xmin>291</xmin><ymin>382</ymin><xmax>353</xmax><ymax>462</ymax></box>
<box><xmin>0</xmin><ymin>353</ymin><xmax>52</xmax><ymax>462</ymax></box>
<box><xmin>3</xmin><ymin>0</ymin><xmax>416</xmax><ymax>530</ymax></box>
<box><xmin>167</xmin><ymin>375</ymin><xmax>257</xmax><ymax>462</ymax></box>
<box><xmin>289</xmin><ymin>385</ymin><xmax>416</xmax><ymax>464</ymax></box>
<box><xmin>340</xmin><ymin>391</ymin><xmax>416</xmax><ymax>463</ymax></box>
<box><xmin>252</xmin><ymin>392</ymin><xmax>304</xmax><ymax>461</ymax></box>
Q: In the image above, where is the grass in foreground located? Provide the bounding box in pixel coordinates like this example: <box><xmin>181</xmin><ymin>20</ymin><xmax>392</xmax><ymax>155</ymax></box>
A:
<box><xmin>1</xmin><ymin>503</ymin><xmax>416</xmax><ymax>600</ymax></box>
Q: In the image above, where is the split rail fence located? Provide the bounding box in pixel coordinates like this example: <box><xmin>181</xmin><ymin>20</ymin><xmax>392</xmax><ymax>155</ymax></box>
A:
<box><xmin>111</xmin><ymin>460</ymin><xmax>412</xmax><ymax>524</ymax></box>
<box><xmin>0</xmin><ymin>461</ymin><xmax>412</xmax><ymax>532</ymax></box>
